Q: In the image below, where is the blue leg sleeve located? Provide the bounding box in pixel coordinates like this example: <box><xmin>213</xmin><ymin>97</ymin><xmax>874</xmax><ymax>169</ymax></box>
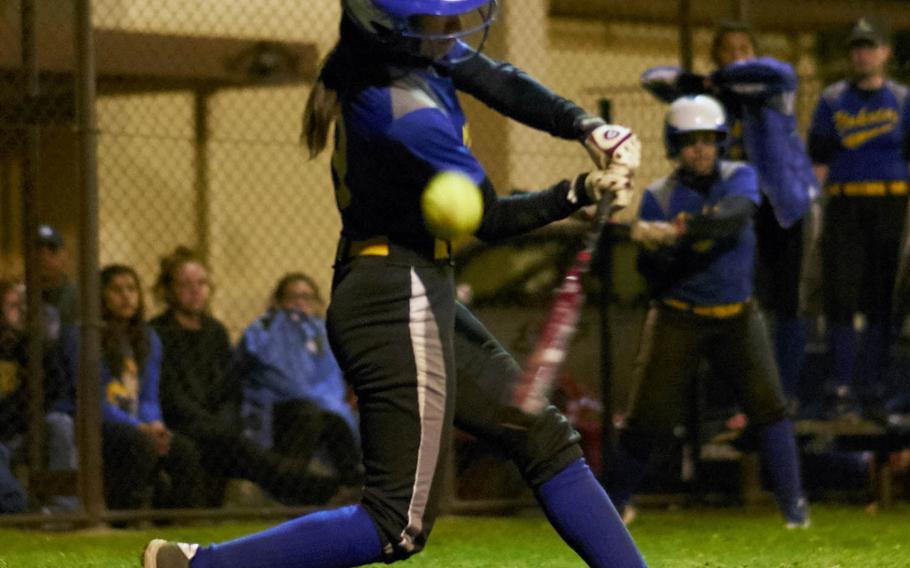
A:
<box><xmin>774</xmin><ymin>318</ymin><xmax>806</xmax><ymax>400</ymax></box>
<box><xmin>536</xmin><ymin>458</ymin><xmax>647</xmax><ymax>568</ymax></box>
<box><xmin>758</xmin><ymin>419</ymin><xmax>804</xmax><ymax>512</ymax></box>
<box><xmin>191</xmin><ymin>504</ymin><xmax>382</xmax><ymax>568</ymax></box>
<box><xmin>827</xmin><ymin>322</ymin><xmax>856</xmax><ymax>388</ymax></box>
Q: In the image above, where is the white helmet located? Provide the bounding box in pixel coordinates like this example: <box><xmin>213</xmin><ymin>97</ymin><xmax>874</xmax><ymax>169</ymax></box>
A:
<box><xmin>664</xmin><ymin>94</ymin><xmax>727</xmax><ymax>157</ymax></box>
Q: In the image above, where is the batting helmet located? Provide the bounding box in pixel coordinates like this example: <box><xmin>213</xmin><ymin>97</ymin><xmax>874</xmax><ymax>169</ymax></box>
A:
<box><xmin>664</xmin><ymin>94</ymin><xmax>727</xmax><ymax>157</ymax></box>
<box><xmin>341</xmin><ymin>0</ymin><xmax>498</xmax><ymax>61</ymax></box>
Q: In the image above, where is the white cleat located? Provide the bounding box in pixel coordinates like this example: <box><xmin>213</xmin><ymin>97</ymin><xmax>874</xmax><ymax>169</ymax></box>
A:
<box><xmin>142</xmin><ymin>539</ymin><xmax>199</xmax><ymax>568</ymax></box>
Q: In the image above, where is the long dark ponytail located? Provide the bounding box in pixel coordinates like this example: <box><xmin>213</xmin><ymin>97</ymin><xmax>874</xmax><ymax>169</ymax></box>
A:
<box><xmin>302</xmin><ymin>15</ymin><xmax>409</xmax><ymax>158</ymax></box>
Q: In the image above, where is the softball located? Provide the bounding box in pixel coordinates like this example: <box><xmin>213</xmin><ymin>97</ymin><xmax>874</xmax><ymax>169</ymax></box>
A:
<box><xmin>421</xmin><ymin>171</ymin><xmax>484</xmax><ymax>239</ymax></box>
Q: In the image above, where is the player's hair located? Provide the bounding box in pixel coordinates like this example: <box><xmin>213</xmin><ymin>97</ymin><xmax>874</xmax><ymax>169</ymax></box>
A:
<box><xmin>100</xmin><ymin>264</ymin><xmax>151</xmax><ymax>376</ymax></box>
<box><xmin>153</xmin><ymin>245</ymin><xmax>214</xmax><ymax>310</ymax></box>
<box><xmin>711</xmin><ymin>21</ymin><xmax>759</xmax><ymax>67</ymax></box>
<box><xmin>271</xmin><ymin>271</ymin><xmax>323</xmax><ymax>309</ymax></box>
<box><xmin>302</xmin><ymin>16</ymin><xmax>404</xmax><ymax>158</ymax></box>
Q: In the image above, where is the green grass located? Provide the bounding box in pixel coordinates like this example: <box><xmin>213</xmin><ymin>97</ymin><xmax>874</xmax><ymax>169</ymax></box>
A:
<box><xmin>1</xmin><ymin>504</ymin><xmax>909</xmax><ymax>567</ymax></box>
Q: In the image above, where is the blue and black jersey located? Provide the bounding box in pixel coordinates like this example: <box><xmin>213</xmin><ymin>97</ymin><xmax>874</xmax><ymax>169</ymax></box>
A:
<box><xmin>809</xmin><ymin>79</ymin><xmax>910</xmax><ymax>184</ymax></box>
<box><xmin>332</xmin><ymin>64</ymin><xmax>590</xmax><ymax>248</ymax></box>
<box><xmin>638</xmin><ymin>161</ymin><xmax>761</xmax><ymax>306</ymax></box>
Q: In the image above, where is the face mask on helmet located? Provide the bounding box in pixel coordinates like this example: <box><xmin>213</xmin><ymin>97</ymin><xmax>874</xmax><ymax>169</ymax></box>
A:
<box><xmin>664</xmin><ymin>94</ymin><xmax>728</xmax><ymax>158</ymax></box>
<box><xmin>342</xmin><ymin>0</ymin><xmax>498</xmax><ymax>64</ymax></box>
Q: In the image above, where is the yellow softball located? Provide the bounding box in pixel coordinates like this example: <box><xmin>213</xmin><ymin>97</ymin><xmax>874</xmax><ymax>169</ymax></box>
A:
<box><xmin>421</xmin><ymin>171</ymin><xmax>484</xmax><ymax>240</ymax></box>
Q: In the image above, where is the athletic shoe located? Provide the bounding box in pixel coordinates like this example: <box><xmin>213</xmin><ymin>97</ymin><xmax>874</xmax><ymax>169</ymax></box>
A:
<box><xmin>783</xmin><ymin>497</ymin><xmax>810</xmax><ymax>529</ymax></box>
<box><xmin>141</xmin><ymin>539</ymin><xmax>199</xmax><ymax>568</ymax></box>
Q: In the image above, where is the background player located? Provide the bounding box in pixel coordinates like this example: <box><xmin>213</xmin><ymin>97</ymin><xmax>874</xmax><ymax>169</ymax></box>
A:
<box><xmin>641</xmin><ymin>23</ymin><xmax>817</xmax><ymax>412</ymax></box>
<box><xmin>143</xmin><ymin>1</ymin><xmax>647</xmax><ymax>567</ymax></box>
<box><xmin>808</xmin><ymin>17</ymin><xmax>910</xmax><ymax>420</ymax></box>
<box><xmin>604</xmin><ymin>95</ymin><xmax>809</xmax><ymax>529</ymax></box>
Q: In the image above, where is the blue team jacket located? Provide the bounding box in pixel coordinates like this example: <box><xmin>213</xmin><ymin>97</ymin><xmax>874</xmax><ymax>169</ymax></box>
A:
<box><xmin>639</xmin><ymin>161</ymin><xmax>761</xmax><ymax>306</ymax></box>
<box><xmin>237</xmin><ymin>309</ymin><xmax>357</xmax><ymax>445</ymax></box>
<box><xmin>809</xmin><ymin>79</ymin><xmax>910</xmax><ymax>184</ymax></box>
<box><xmin>712</xmin><ymin>57</ymin><xmax>817</xmax><ymax>228</ymax></box>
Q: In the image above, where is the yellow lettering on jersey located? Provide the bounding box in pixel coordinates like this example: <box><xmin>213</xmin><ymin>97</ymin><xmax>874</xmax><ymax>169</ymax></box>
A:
<box><xmin>834</xmin><ymin>108</ymin><xmax>898</xmax><ymax>131</ymax></box>
<box><xmin>842</xmin><ymin>123</ymin><xmax>896</xmax><ymax>150</ymax></box>
<box><xmin>834</xmin><ymin>107</ymin><xmax>898</xmax><ymax>149</ymax></box>
<box><xmin>105</xmin><ymin>380</ymin><xmax>130</xmax><ymax>406</ymax></box>
<box><xmin>462</xmin><ymin>123</ymin><xmax>472</xmax><ymax>149</ymax></box>
<box><xmin>332</xmin><ymin>118</ymin><xmax>352</xmax><ymax>210</ymax></box>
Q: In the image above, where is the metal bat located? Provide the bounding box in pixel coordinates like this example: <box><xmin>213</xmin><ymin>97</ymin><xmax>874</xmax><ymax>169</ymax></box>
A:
<box><xmin>512</xmin><ymin>192</ymin><xmax>624</xmax><ymax>415</ymax></box>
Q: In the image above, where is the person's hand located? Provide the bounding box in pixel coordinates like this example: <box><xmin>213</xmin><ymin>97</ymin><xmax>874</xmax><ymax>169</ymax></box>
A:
<box><xmin>139</xmin><ymin>421</ymin><xmax>172</xmax><ymax>456</ymax></box>
<box><xmin>580</xmin><ymin>164</ymin><xmax>635</xmax><ymax>209</ymax></box>
<box><xmin>583</xmin><ymin>124</ymin><xmax>641</xmax><ymax>170</ymax></box>
<box><xmin>630</xmin><ymin>220</ymin><xmax>680</xmax><ymax>250</ymax></box>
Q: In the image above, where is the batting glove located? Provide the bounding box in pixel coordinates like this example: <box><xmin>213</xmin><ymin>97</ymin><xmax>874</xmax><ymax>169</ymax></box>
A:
<box><xmin>584</xmin><ymin>124</ymin><xmax>641</xmax><ymax>170</ymax></box>
<box><xmin>583</xmin><ymin>165</ymin><xmax>635</xmax><ymax>208</ymax></box>
<box><xmin>630</xmin><ymin>220</ymin><xmax>680</xmax><ymax>250</ymax></box>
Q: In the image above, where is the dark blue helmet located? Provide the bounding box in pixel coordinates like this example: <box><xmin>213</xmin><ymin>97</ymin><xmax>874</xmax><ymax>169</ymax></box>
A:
<box><xmin>342</xmin><ymin>0</ymin><xmax>498</xmax><ymax>62</ymax></box>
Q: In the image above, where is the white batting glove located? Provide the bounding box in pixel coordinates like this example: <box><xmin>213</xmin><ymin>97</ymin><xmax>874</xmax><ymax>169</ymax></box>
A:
<box><xmin>584</xmin><ymin>124</ymin><xmax>641</xmax><ymax>170</ymax></box>
<box><xmin>584</xmin><ymin>165</ymin><xmax>634</xmax><ymax>208</ymax></box>
<box><xmin>630</xmin><ymin>220</ymin><xmax>680</xmax><ymax>250</ymax></box>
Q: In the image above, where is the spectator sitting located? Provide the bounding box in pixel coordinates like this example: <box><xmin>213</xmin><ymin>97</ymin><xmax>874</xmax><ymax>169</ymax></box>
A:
<box><xmin>150</xmin><ymin>247</ymin><xmax>339</xmax><ymax>506</ymax></box>
<box><xmin>35</xmin><ymin>224</ymin><xmax>78</xmax><ymax>339</ymax></box>
<box><xmin>60</xmin><ymin>265</ymin><xmax>204</xmax><ymax>512</ymax></box>
<box><xmin>237</xmin><ymin>273</ymin><xmax>361</xmax><ymax>486</ymax></box>
<box><xmin>0</xmin><ymin>279</ymin><xmax>28</xmax><ymax>514</ymax></box>
<box><xmin>0</xmin><ymin>278</ymin><xmax>77</xmax><ymax>513</ymax></box>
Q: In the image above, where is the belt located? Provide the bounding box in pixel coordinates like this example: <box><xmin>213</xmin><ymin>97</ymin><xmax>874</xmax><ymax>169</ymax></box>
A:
<box><xmin>825</xmin><ymin>180</ymin><xmax>908</xmax><ymax>197</ymax></box>
<box><xmin>661</xmin><ymin>298</ymin><xmax>748</xmax><ymax>319</ymax></box>
<box><xmin>335</xmin><ymin>235</ymin><xmax>452</xmax><ymax>264</ymax></box>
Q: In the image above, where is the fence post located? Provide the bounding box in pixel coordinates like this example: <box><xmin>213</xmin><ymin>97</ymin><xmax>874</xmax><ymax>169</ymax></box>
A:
<box><xmin>74</xmin><ymin>0</ymin><xmax>105</xmax><ymax>526</ymax></box>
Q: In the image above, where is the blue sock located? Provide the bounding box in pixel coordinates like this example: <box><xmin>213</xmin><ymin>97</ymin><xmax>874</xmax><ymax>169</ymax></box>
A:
<box><xmin>758</xmin><ymin>420</ymin><xmax>803</xmax><ymax>511</ymax></box>
<box><xmin>191</xmin><ymin>504</ymin><xmax>382</xmax><ymax>568</ymax></box>
<box><xmin>774</xmin><ymin>318</ymin><xmax>806</xmax><ymax>401</ymax></box>
<box><xmin>603</xmin><ymin>434</ymin><xmax>652</xmax><ymax>512</ymax></box>
<box><xmin>827</xmin><ymin>322</ymin><xmax>856</xmax><ymax>389</ymax></box>
<box><xmin>536</xmin><ymin>458</ymin><xmax>647</xmax><ymax>568</ymax></box>
<box><xmin>856</xmin><ymin>322</ymin><xmax>891</xmax><ymax>399</ymax></box>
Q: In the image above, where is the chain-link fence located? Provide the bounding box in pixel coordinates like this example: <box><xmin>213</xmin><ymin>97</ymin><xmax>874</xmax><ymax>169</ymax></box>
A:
<box><xmin>2</xmin><ymin>0</ymin><xmax>910</xmax><ymax>525</ymax></box>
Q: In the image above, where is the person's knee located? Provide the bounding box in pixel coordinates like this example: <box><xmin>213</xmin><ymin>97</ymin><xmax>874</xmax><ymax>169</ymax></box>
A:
<box><xmin>45</xmin><ymin>411</ymin><xmax>74</xmax><ymax>436</ymax></box>
<box><xmin>503</xmin><ymin>406</ymin><xmax>584</xmax><ymax>488</ymax></box>
<box><xmin>359</xmin><ymin>498</ymin><xmax>432</xmax><ymax>562</ymax></box>
<box><xmin>748</xmin><ymin>400</ymin><xmax>789</xmax><ymax>427</ymax></box>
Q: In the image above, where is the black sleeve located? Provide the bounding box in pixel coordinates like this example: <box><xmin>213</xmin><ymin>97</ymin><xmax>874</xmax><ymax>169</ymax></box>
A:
<box><xmin>450</xmin><ymin>52</ymin><xmax>595</xmax><ymax>141</ymax></box>
<box><xmin>214</xmin><ymin>322</ymin><xmax>242</xmax><ymax>412</ymax></box>
<box><xmin>683</xmin><ymin>194</ymin><xmax>757</xmax><ymax>241</ymax></box>
<box><xmin>474</xmin><ymin>174</ymin><xmax>591</xmax><ymax>242</ymax></box>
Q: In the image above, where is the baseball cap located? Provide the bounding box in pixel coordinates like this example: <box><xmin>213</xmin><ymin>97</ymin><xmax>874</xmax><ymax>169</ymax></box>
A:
<box><xmin>846</xmin><ymin>17</ymin><xmax>888</xmax><ymax>47</ymax></box>
<box><xmin>36</xmin><ymin>224</ymin><xmax>64</xmax><ymax>250</ymax></box>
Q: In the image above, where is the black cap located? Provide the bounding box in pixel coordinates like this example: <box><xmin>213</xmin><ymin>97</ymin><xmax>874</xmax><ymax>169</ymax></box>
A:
<box><xmin>846</xmin><ymin>17</ymin><xmax>888</xmax><ymax>47</ymax></box>
<box><xmin>36</xmin><ymin>224</ymin><xmax>64</xmax><ymax>250</ymax></box>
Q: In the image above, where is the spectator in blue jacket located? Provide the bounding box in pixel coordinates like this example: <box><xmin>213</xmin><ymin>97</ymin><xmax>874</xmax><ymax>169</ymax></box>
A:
<box><xmin>61</xmin><ymin>264</ymin><xmax>203</xmax><ymax>511</ymax></box>
<box><xmin>237</xmin><ymin>273</ymin><xmax>361</xmax><ymax>486</ymax></box>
